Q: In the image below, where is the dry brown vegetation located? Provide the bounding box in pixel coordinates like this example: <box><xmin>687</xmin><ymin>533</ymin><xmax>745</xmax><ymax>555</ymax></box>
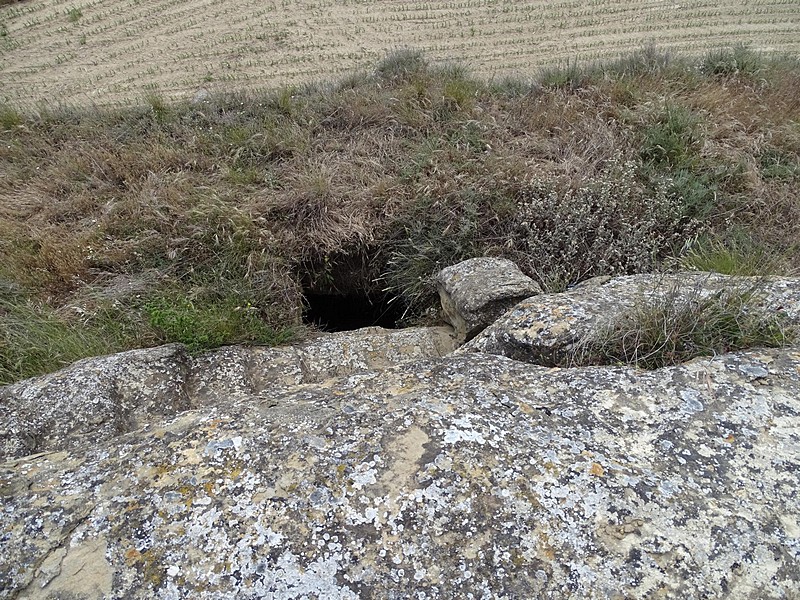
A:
<box><xmin>1</xmin><ymin>47</ymin><xmax>799</xmax><ymax>382</ymax></box>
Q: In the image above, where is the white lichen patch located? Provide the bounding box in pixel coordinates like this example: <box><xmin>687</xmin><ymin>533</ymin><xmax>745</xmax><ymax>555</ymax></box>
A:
<box><xmin>3</xmin><ymin>348</ymin><xmax>800</xmax><ymax>598</ymax></box>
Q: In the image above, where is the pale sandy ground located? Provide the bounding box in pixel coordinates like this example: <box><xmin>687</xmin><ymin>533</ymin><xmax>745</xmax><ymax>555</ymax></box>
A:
<box><xmin>1</xmin><ymin>0</ymin><xmax>799</xmax><ymax>107</ymax></box>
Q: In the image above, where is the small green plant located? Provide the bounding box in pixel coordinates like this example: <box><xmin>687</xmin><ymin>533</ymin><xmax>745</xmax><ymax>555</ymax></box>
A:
<box><xmin>569</xmin><ymin>282</ymin><xmax>796</xmax><ymax>369</ymax></box>
<box><xmin>759</xmin><ymin>147</ymin><xmax>799</xmax><ymax>181</ymax></box>
<box><xmin>641</xmin><ymin>103</ymin><xmax>701</xmax><ymax>169</ymax></box>
<box><xmin>67</xmin><ymin>7</ymin><xmax>82</xmax><ymax>23</ymax></box>
<box><xmin>78</xmin><ymin>34</ymin><xmax>86</xmax><ymax>46</ymax></box>
<box><xmin>143</xmin><ymin>90</ymin><xmax>170</xmax><ymax>121</ymax></box>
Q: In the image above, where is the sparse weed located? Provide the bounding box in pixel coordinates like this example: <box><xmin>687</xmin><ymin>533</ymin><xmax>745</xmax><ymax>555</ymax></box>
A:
<box><xmin>537</xmin><ymin>59</ymin><xmax>593</xmax><ymax>90</ymax></box>
<box><xmin>605</xmin><ymin>45</ymin><xmax>678</xmax><ymax>78</ymax></box>
<box><xmin>382</xmin><ymin>195</ymin><xmax>484</xmax><ymax>315</ymax></box>
<box><xmin>66</xmin><ymin>7</ymin><xmax>82</xmax><ymax>23</ymax></box>
<box><xmin>759</xmin><ymin>147</ymin><xmax>799</xmax><ymax>181</ymax></box>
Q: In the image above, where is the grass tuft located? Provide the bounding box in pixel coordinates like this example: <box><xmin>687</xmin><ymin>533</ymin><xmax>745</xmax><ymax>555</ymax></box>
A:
<box><xmin>570</xmin><ymin>281</ymin><xmax>796</xmax><ymax>369</ymax></box>
<box><xmin>374</xmin><ymin>48</ymin><xmax>428</xmax><ymax>82</ymax></box>
<box><xmin>678</xmin><ymin>233</ymin><xmax>788</xmax><ymax>276</ymax></box>
<box><xmin>702</xmin><ymin>44</ymin><xmax>763</xmax><ymax>77</ymax></box>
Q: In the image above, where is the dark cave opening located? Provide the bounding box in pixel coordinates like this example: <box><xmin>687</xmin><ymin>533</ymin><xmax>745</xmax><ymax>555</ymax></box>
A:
<box><xmin>303</xmin><ymin>292</ymin><xmax>405</xmax><ymax>332</ymax></box>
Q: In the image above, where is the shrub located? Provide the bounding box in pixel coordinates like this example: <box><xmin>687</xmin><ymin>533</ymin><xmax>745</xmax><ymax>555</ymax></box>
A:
<box><xmin>513</xmin><ymin>158</ymin><xmax>693</xmax><ymax>290</ymax></box>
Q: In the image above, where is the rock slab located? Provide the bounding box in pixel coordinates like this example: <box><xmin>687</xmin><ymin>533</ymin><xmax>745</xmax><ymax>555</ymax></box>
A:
<box><xmin>435</xmin><ymin>257</ymin><xmax>541</xmax><ymax>342</ymax></box>
<box><xmin>463</xmin><ymin>271</ymin><xmax>800</xmax><ymax>366</ymax></box>
<box><xmin>1</xmin><ymin>326</ymin><xmax>457</xmax><ymax>460</ymax></box>
<box><xmin>3</xmin><ymin>269</ymin><xmax>800</xmax><ymax>599</ymax></box>
<box><xmin>2</xmin><ymin>347</ymin><xmax>800</xmax><ymax>598</ymax></box>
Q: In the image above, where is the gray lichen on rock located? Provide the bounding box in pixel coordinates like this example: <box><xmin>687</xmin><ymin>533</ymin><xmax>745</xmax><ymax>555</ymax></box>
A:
<box><xmin>2</xmin><ymin>269</ymin><xmax>800</xmax><ymax>598</ymax></box>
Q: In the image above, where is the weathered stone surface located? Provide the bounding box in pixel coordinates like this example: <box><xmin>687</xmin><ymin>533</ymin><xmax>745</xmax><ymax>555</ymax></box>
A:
<box><xmin>1</xmin><ymin>326</ymin><xmax>456</xmax><ymax>460</ymax></box>
<box><xmin>3</xmin><ymin>272</ymin><xmax>800</xmax><ymax>598</ymax></box>
<box><xmin>0</xmin><ymin>344</ymin><xmax>193</xmax><ymax>460</ymax></box>
<box><xmin>2</xmin><ymin>347</ymin><xmax>800</xmax><ymax>598</ymax></box>
<box><xmin>463</xmin><ymin>271</ymin><xmax>800</xmax><ymax>366</ymax></box>
<box><xmin>435</xmin><ymin>257</ymin><xmax>541</xmax><ymax>342</ymax></box>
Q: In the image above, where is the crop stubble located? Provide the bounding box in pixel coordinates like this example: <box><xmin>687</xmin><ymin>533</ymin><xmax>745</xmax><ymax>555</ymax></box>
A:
<box><xmin>1</xmin><ymin>0</ymin><xmax>799</xmax><ymax>106</ymax></box>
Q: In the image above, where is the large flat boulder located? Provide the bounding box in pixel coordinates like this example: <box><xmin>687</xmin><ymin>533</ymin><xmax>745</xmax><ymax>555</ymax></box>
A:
<box><xmin>462</xmin><ymin>272</ymin><xmax>800</xmax><ymax>366</ymax></box>
<box><xmin>2</xmin><ymin>347</ymin><xmax>800</xmax><ymax>598</ymax></box>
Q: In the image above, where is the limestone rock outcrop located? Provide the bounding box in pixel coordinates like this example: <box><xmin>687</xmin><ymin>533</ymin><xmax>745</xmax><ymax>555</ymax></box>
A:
<box><xmin>2</xmin><ymin>268</ymin><xmax>800</xmax><ymax>599</ymax></box>
<box><xmin>435</xmin><ymin>257</ymin><xmax>541</xmax><ymax>342</ymax></box>
<box><xmin>0</xmin><ymin>326</ymin><xmax>456</xmax><ymax>460</ymax></box>
<box><xmin>463</xmin><ymin>271</ymin><xmax>800</xmax><ymax>366</ymax></box>
<box><xmin>0</xmin><ymin>344</ymin><xmax>193</xmax><ymax>461</ymax></box>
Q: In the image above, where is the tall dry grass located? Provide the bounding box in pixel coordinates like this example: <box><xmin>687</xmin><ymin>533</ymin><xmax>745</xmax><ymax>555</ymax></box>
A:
<box><xmin>1</xmin><ymin>47</ymin><xmax>799</xmax><ymax>382</ymax></box>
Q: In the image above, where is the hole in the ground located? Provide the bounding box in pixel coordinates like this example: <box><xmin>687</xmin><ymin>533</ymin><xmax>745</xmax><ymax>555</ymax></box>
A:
<box><xmin>303</xmin><ymin>292</ymin><xmax>405</xmax><ymax>332</ymax></box>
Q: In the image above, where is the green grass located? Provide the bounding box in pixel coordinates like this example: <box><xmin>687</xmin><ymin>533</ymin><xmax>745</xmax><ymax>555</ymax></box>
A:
<box><xmin>145</xmin><ymin>294</ymin><xmax>293</xmax><ymax>353</ymax></box>
<box><xmin>0</xmin><ymin>292</ymin><xmax>133</xmax><ymax>384</ymax></box>
<box><xmin>678</xmin><ymin>232</ymin><xmax>789</xmax><ymax>276</ymax></box>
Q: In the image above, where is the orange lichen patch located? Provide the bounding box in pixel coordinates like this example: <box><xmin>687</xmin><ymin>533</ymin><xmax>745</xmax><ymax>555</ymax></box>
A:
<box><xmin>589</xmin><ymin>462</ymin><xmax>605</xmax><ymax>477</ymax></box>
<box><xmin>124</xmin><ymin>547</ymin><xmax>142</xmax><ymax>565</ymax></box>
